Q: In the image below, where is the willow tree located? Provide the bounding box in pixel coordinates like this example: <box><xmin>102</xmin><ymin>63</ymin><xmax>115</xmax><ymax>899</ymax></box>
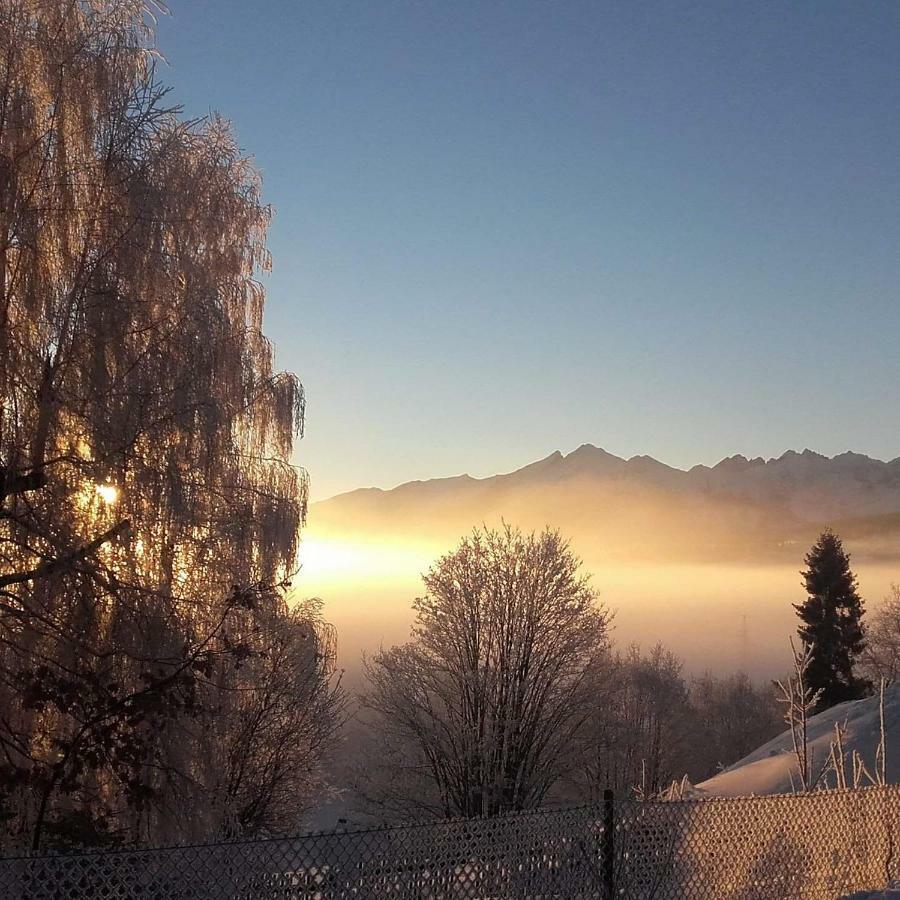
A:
<box><xmin>362</xmin><ymin>525</ymin><xmax>611</xmax><ymax>819</ymax></box>
<box><xmin>0</xmin><ymin>0</ymin><xmax>335</xmax><ymax>849</ymax></box>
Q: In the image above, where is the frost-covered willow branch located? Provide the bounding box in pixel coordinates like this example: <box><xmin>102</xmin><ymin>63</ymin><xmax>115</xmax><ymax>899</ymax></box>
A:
<box><xmin>0</xmin><ymin>519</ymin><xmax>130</xmax><ymax>590</ymax></box>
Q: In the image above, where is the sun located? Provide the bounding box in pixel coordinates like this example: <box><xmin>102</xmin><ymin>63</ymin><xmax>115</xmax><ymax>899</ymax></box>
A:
<box><xmin>95</xmin><ymin>482</ymin><xmax>119</xmax><ymax>505</ymax></box>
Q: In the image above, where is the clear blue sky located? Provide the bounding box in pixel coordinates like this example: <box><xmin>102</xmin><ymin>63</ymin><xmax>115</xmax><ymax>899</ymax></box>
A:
<box><xmin>157</xmin><ymin>1</ymin><xmax>900</xmax><ymax>500</ymax></box>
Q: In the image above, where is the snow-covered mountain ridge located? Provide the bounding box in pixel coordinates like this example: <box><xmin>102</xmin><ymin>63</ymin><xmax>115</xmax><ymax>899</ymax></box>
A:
<box><xmin>321</xmin><ymin>446</ymin><xmax>900</xmax><ymax>522</ymax></box>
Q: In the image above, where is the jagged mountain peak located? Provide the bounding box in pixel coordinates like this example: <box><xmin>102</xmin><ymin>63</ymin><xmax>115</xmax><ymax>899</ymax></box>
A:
<box><xmin>774</xmin><ymin>448</ymin><xmax>828</xmax><ymax>464</ymax></box>
<box><xmin>711</xmin><ymin>454</ymin><xmax>766</xmax><ymax>472</ymax></box>
<box><xmin>567</xmin><ymin>443</ymin><xmax>614</xmax><ymax>457</ymax></box>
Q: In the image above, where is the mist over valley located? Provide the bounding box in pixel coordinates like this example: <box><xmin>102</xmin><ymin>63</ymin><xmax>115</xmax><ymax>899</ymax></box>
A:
<box><xmin>299</xmin><ymin>445</ymin><xmax>900</xmax><ymax>682</ymax></box>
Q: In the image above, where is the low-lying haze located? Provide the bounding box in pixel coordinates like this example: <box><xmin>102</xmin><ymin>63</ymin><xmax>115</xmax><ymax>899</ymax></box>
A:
<box><xmin>295</xmin><ymin>446</ymin><xmax>900</xmax><ymax>683</ymax></box>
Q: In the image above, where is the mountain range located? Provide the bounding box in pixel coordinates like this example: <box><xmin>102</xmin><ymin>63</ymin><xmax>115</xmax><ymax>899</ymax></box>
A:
<box><xmin>311</xmin><ymin>446</ymin><xmax>900</xmax><ymax>563</ymax></box>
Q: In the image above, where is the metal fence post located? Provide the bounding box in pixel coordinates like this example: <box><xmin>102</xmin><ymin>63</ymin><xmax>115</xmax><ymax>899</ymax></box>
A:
<box><xmin>602</xmin><ymin>789</ymin><xmax>615</xmax><ymax>899</ymax></box>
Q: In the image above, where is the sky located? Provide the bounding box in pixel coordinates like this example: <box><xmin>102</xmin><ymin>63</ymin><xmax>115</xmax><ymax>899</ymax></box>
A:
<box><xmin>156</xmin><ymin>1</ymin><xmax>900</xmax><ymax>501</ymax></box>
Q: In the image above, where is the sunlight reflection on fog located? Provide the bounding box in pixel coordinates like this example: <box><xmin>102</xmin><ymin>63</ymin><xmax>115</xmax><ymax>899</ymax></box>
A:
<box><xmin>295</xmin><ymin>526</ymin><xmax>899</xmax><ymax>688</ymax></box>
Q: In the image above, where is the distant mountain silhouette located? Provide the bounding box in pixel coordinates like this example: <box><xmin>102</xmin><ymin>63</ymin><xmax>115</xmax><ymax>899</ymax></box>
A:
<box><xmin>312</xmin><ymin>446</ymin><xmax>900</xmax><ymax>563</ymax></box>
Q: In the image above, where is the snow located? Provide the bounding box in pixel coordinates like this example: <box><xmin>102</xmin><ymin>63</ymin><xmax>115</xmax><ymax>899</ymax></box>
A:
<box><xmin>840</xmin><ymin>892</ymin><xmax>900</xmax><ymax>899</ymax></box>
<box><xmin>697</xmin><ymin>685</ymin><xmax>900</xmax><ymax>796</ymax></box>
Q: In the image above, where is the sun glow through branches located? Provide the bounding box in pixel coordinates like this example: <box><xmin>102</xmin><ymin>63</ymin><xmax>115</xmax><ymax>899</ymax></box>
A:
<box><xmin>95</xmin><ymin>483</ymin><xmax>119</xmax><ymax>505</ymax></box>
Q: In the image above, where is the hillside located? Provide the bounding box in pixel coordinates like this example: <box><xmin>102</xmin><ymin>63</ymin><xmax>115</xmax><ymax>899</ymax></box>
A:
<box><xmin>698</xmin><ymin>686</ymin><xmax>900</xmax><ymax>796</ymax></box>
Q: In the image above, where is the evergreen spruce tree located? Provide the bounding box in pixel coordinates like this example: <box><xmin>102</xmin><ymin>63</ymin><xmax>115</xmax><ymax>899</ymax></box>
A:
<box><xmin>794</xmin><ymin>530</ymin><xmax>868</xmax><ymax>709</ymax></box>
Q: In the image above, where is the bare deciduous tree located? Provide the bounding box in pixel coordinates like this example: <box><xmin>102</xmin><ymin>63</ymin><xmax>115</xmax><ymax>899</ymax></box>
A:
<box><xmin>862</xmin><ymin>585</ymin><xmax>900</xmax><ymax>685</ymax></box>
<box><xmin>201</xmin><ymin>597</ymin><xmax>346</xmax><ymax>838</ymax></box>
<box><xmin>360</xmin><ymin>524</ymin><xmax>611</xmax><ymax>819</ymax></box>
<box><xmin>575</xmin><ymin>643</ymin><xmax>694</xmax><ymax>800</ymax></box>
<box><xmin>688</xmin><ymin>670</ymin><xmax>781</xmax><ymax>778</ymax></box>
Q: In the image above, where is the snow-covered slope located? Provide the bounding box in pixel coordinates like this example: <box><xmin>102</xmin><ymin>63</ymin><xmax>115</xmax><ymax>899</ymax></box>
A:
<box><xmin>698</xmin><ymin>685</ymin><xmax>900</xmax><ymax>796</ymax></box>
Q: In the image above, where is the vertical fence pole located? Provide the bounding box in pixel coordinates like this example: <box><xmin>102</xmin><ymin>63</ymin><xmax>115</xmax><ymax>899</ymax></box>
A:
<box><xmin>602</xmin><ymin>789</ymin><xmax>615</xmax><ymax>899</ymax></box>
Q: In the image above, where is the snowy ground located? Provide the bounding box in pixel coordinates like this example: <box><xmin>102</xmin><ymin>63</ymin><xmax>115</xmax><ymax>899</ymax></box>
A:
<box><xmin>840</xmin><ymin>891</ymin><xmax>900</xmax><ymax>899</ymax></box>
<box><xmin>698</xmin><ymin>684</ymin><xmax>900</xmax><ymax>796</ymax></box>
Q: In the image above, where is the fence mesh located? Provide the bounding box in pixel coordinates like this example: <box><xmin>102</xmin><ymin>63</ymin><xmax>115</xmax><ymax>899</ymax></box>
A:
<box><xmin>1</xmin><ymin>784</ymin><xmax>898</xmax><ymax>898</ymax></box>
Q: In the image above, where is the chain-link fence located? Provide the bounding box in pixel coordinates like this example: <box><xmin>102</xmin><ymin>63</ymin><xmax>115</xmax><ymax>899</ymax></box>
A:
<box><xmin>1</xmin><ymin>784</ymin><xmax>899</xmax><ymax>899</ymax></box>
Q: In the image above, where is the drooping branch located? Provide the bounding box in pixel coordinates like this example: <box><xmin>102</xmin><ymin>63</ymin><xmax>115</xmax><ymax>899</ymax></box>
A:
<box><xmin>0</xmin><ymin>519</ymin><xmax>130</xmax><ymax>589</ymax></box>
<box><xmin>0</xmin><ymin>466</ymin><xmax>47</xmax><ymax>502</ymax></box>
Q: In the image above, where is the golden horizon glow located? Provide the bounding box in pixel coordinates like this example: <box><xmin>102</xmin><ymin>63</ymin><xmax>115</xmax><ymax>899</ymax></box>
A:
<box><xmin>293</xmin><ymin>520</ymin><xmax>900</xmax><ymax>680</ymax></box>
<box><xmin>298</xmin><ymin>533</ymin><xmax>438</xmax><ymax>586</ymax></box>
